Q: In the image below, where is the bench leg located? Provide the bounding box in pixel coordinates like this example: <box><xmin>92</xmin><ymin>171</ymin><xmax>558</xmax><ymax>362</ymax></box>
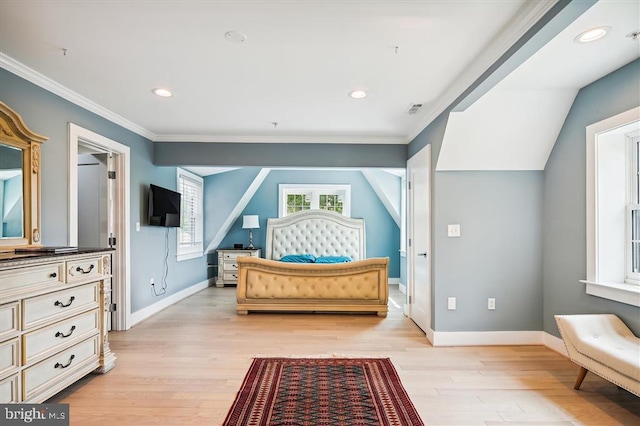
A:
<box><xmin>574</xmin><ymin>366</ymin><xmax>589</xmax><ymax>390</ymax></box>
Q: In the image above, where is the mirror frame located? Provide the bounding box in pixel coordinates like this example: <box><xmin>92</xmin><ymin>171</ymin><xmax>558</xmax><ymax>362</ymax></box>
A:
<box><xmin>0</xmin><ymin>101</ymin><xmax>47</xmax><ymax>248</ymax></box>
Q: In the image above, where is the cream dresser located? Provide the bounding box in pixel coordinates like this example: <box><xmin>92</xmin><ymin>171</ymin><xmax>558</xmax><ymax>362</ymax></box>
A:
<box><xmin>216</xmin><ymin>248</ymin><xmax>260</xmax><ymax>287</ymax></box>
<box><xmin>0</xmin><ymin>249</ymin><xmax>116</xmax><ymax>403</ymax></box>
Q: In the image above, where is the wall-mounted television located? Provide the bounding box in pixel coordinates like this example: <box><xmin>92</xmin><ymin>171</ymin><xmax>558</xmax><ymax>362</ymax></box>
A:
<box><xmin>148</xmin><ymin>184</ymin><xmax>181</xmax><ymax>227</ymax></box>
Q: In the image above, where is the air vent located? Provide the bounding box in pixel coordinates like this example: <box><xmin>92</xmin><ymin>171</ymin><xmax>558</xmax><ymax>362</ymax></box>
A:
<box><xmin>406</xmin><ymin>103</ymin><xmax>423</xmax><ymax>115</ymax></box>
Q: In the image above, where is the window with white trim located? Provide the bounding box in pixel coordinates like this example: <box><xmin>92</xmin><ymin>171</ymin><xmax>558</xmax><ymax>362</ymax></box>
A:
<box><xmin>584</xmin><ymin>107</ymin><xmax>640</xmax><ymax>306</ymax></box>
<box><xmin>278</xmin><ymin>184</ymin><xmax>351</xmax><ymax>217</ymax></box>
<box><xmin>176</xmin><ymin>168</ymin><xmax>203</xmax><ymax>261</ymax></box>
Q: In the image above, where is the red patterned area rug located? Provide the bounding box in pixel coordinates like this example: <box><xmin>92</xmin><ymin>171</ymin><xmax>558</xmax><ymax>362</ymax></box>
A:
<box><xmin>223</xmin><ymin>357</ymin><xmax>424</xmax><ymax>426</ymax></box>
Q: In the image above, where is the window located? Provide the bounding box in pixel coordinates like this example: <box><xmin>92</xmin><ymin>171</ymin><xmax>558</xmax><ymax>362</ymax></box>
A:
<box><xmin>279</xmin><ymin>184</ymin><xmax>351</xmax><ymax>217</ymax></box>
<box><xmin>584</xmin><ymin>106</ymin><xmax>640</xmax><ymax>306</ymax></box>
<box><xmin>176</xmin><ymin>168</ymin><xmax>203</xmax><ymax>261</ymax></box>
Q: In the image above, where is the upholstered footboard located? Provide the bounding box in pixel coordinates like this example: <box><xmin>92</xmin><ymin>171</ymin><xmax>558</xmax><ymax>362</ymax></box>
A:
<box><xmin>236</xmin><ymin>257</ymin><xmax>389</xmax><ymax>316</ymax></box>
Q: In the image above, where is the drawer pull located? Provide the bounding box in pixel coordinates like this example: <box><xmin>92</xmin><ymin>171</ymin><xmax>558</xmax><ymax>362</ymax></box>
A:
<box><xmin>54</xmin><ymin>354</ymin><xmax>75</xmax><ymax>369</ymax></box>
<box><xmin>50</xmin><ymin>272</ymin><xmax>57</xmax><ymax>278</ymax></box>
<box><xmin>54</xmin><ymin>296</ymin><xmax>75</xmax><ymax>308</ymax></box>
<box><xmin>233</xmin><ymin>274</ymin><xmax>238</xmax><ymax>278</ymax></box>
<box><xmin>75</xmin><ymin>264</ymin><xmax>95</xmax><ymax>274</ymax></box>
<box><xmin>232</xmin><ymin>264</ymin><xmax>237</xmax><ymax>268</ymax></box>
<box><xmin>55</xmin><ymin>325</ymin><xmax>76</xmax><ymax>338</ymax></box>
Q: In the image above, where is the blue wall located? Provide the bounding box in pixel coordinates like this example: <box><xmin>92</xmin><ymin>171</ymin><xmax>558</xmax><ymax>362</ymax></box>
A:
<box><xmin>543</xmin><ymin>59</ymin><xmax>640</xmax><ymax>336</ymax></box>
<box><xmin>433</xmin><ymin>171</ymin><xmax>543</xmax><ymax>332</ymax></box>
<box><xmin>407</xmin><ymin>60</ymin><xmax>640</xmax><ymax>335</ymax></box>
<box><xmin>0</xmin><ymin>68</ymin><xmax>208</xmax><ymax>314</ymax></box>
<box><xmin>208</xmin><ymin>169</ymin><xmax>401</xmax><ymax>278</ymax></box>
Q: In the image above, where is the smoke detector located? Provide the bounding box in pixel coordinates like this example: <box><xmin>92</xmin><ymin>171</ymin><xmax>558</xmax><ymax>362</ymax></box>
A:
<box><xmin>406</xmin><ymin>103</ymin><xmax>423</xmax><ymax>115</ymax></box>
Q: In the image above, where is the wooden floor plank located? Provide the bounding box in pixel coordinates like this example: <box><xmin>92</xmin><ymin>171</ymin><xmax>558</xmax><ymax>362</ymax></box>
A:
<box><xmin>48</xmin><ymin>285</ymin><xmax>640</xmax><ymax>425</ymax></box>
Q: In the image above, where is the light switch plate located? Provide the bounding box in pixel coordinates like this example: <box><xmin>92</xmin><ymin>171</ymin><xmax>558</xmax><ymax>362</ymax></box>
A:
<box><xmin>448</xmin><ymin>224</ymin><xmax>461</xmax><ymax>237</ymax></box>
<box><xmin>447</xmin><ymin>297</ymin><xmax>456</xmax><ymax>310</ymax></box>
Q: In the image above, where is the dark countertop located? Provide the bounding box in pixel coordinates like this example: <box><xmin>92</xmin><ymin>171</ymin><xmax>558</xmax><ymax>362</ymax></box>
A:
<box><xmin>0</xmin><ymin>247</ymin><xmax>114</xmax><ymax>263</ymax></box>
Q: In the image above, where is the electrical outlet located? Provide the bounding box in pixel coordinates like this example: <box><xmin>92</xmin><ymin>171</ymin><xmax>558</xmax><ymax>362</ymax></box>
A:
<box><xmin>447</xmin><ymin>297</ymin><xmax>456</xmax><ymax>310</ymax></box>
<box><xmin>488</xmin><ymin>298</ymin><xmax>496</xmax><ymax>310</ymax></box>
<box><xmin>150</xmin><ymin>278</ymin><xmax>154</xmax><ymax>286</ymax></box>
<box><xmin>447</xmin><ymin>224</ymin><xmax>461</xmax><ymax>237</ymax></box>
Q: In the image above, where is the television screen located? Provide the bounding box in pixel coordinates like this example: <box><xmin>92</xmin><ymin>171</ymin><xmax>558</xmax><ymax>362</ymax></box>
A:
<box><xmin>148</xmin><ymin>184</ymin><xmax>181</xmax><ymax>227</ymax></box>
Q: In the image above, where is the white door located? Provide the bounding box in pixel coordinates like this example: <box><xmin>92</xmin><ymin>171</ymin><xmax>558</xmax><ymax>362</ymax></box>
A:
<box><xmin>70</xmin><ymin>124</ymin><xmax>131</xmax><ymax>331</ymax></box>
<box><xmin>407</xmin><ymin>145</ymin><xmax>431</xmax><ymax>335</ymax></box>
<box><xmin>77</xmin><ymin>153</ymin><xmax>109</xmax><ymax>248</ymax></box>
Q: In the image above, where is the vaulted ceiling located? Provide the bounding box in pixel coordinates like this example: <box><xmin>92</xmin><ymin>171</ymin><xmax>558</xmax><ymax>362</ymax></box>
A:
<box><xmin>0</xmin><ymin>1</ymin><xmax>638</xmax><ymax>171</ymax></box>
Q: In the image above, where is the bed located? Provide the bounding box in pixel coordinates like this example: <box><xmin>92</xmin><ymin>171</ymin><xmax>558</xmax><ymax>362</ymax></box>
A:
<box><xmin>236</xmin><ymin>209</ymin><xmax>389</xmax><ymax>316</ymax></box>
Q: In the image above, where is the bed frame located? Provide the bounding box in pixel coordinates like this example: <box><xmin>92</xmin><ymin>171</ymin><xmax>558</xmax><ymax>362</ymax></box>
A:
<box><xmin>236</xmin><ymin>209</ymin><xmax>389</xmax><ymax>316</ymax></box>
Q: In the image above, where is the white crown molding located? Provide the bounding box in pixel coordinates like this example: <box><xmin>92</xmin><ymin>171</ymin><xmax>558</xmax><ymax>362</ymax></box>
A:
<box><xmin>153</xmin><ymin>134</ymin><xmax>406</xmax><ymax>144</ymax></box>
<box><xmin>1</xmin><ymin>53</ymin><xmax>407</xmax><ymax>145</ymax></box>
<box><xmin>0</xmin><ymin>52</ymin><xmax>156</xmax><ymax>140</ymax></box>
<box><xmin>406</xmin><ymin>0</ymin><xmax>559</xmax><ymax>142</ymax></box>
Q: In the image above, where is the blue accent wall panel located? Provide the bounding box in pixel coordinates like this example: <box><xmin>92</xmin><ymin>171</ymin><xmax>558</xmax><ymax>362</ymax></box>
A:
<box><xmin>434</xmin><ymin>171</ymin><xmax>543</xmax><ymax>332</ymax></box>
<box><xmin>215</xmin><ymin>169</ymin><xmax>401</xmax><ymax>278</ymax></box>
<box><xmin>155</xmin><ymin>142</ymin><xmax>407</xmax><ymax>168</ymax></box>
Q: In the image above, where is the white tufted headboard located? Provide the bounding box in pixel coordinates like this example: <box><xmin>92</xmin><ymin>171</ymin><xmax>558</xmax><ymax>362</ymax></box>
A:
<box><xmin>265</xmin><ymin>209</ymin><xmax>366</xmax><ymax>261</ymax></box>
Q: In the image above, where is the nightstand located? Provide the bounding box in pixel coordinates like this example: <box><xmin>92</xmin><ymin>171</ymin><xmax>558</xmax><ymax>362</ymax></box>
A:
<box><xmin>216</xmin><ymin>248</ymin><xmax>261</xmax><ymax>287</ymax></box>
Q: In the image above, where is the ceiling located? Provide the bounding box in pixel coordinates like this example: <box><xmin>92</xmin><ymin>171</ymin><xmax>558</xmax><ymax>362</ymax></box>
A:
<box><xmin>438</xmin><ymin>0</ymin><xmax>640</xmax><ymax>170</ymax></box>
<box><xmin>0</xmin><ymin>1</ymin><xmax>637</xmax><ymax>161</ymax></box>
<box><xmin>1</xmin><ymin>0</ymin><xmax>539</xmax><ymax>144</ymax></box>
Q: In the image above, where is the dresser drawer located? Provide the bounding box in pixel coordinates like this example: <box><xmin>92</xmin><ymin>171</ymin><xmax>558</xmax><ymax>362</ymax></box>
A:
<box><xmin>0</xmin><ymin>337</ymin><xmax>20</xmax><ymax>377</ymax></box>
<box><xmin>23</xmin><ymin>309</ymin><xmax>100</xmax><ymax>365</ymax></box>
<box><xmin>222</xmin><ymin>251</ymin><xmax>259</xmax><ymax>260</ymax></box>
<box><xmin>0</xmin><ymin>373</ymin><xmax>20</xmax><ymax>403</ymax></box>
<box><xmin>223</xmin><ymin>272</ymin><xmax>239</xmax><ymax>282</ymax></box>
<box><xmin>66</xmin><ymin>257</ymin><xmax>102</xmax><ymax>283</ymax></box>
<box><xmin>0</xmin><ymin>263</ymin><xmax>63</xmax><ymax>294</ymax></box>
<box><xmin>0</xmin><ymin>301</ymin><xmax>20</xmax><ymax>341</ymax></box>
<box><xmin>224</xmin><ymin>260</ymin><xmax>239</xmax><ymax>271</ymax></box>
<box><xmin>23</xmin><ymin>283</ymin><xmax>100</xmax><ymax>330</ymax></box>
<box><xmin>23</xmin><ymin>335</ymin><xmax>100</xmax><ymax>401</ymax></box>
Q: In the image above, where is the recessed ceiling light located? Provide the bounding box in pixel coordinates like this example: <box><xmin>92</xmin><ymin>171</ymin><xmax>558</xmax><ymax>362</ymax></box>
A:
<box><xmin>349</xmin><ymin>90</ymin><xmax>367</xmax><ymax>99</ymax></box>
<box><xmin>225</xmin><ymin>31</ymin><xmax>247</xmax><ymax>43</ymax></box>
<box><xmin>574</xmin><ymin>26</ymin><xmax>611</xmax><ymax>43</ymax></box>
<box><xmin>152</xmin><ymin>88</ymin><xmax>172</xmax><ymax>97</ymax></box>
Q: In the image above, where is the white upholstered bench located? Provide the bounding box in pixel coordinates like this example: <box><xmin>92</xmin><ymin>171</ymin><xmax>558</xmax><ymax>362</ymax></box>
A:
<box><xmin>555</xmin><ymin>314</ymin><xmax>640</xmax><ymax>396</ymax></box>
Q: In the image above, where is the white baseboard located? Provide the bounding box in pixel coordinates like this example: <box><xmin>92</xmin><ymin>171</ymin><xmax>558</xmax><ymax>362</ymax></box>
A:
<box><xmin>426</xmin><ymin>330</ymin><xmax>570</xmax><ymax>355</ymax></box>
<box><xmin>398</xmin><ymin>283</ymin><xmax>406</xmax><ymax>294</ymax></box>
<box><xmin>425</xmin><ymin>328</ymin><xmax>434</xmax><ymax>345</ymax></box>
<box><xmin>388</xmin><ymin>278</ymin><xmax>400</xmax><ymax>285</ymax></box>
<box><xmin>130</xmin><ymin>279</ymin><xmax>210</xmax><ymax>327</ymax></box>
<box><xmin>543</xmin><ymin>331</ymin><xmax>568</xmax><ymax>356</ymax></box>
<box><xmin>430</xmin><ymin>330</ymin><xmax>544</xmax><ymax>346</ymax></box>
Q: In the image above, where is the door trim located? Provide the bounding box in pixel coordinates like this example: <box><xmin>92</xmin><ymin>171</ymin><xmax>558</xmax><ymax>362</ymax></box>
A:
<box><xmin>406</xmin><ymin>144</ymin><xmax>432</xmax><ymax>339</ymax></box>
<box><xmin>69</xmin><ymin>123</ymin><xmax>131</xmax><ymax>331</ymax></box>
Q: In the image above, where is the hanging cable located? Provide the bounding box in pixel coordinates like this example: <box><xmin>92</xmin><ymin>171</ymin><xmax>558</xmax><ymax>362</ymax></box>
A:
<box><xmin>152</xmin><ymin>228</ymin><xmax>169</xmax><ymax>296</ymax></box>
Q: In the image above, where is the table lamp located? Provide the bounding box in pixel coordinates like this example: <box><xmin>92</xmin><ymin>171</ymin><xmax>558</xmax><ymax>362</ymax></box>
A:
<box><xmin>242</xmin><ymin>215</ymin><xmax>259</xmax><ymax>249</ymax></box>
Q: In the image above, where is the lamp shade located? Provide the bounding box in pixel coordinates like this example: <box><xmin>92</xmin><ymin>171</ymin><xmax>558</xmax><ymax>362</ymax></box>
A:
<box><xmin>242</xmin><ymin>215</ymin><xmax>259</xmax><ymax>229</ymax></box>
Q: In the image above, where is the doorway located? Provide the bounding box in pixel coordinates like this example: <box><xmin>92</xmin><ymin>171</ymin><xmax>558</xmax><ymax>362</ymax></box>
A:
<box><xmin>69</xmin><ymin>123</ymin><xmax>131</xmax><ymax>331</ymax></box>
<box><xmin>406</xmin><ymin>144</ymin><xmax>432</xmax><ymax>340</ymax></box>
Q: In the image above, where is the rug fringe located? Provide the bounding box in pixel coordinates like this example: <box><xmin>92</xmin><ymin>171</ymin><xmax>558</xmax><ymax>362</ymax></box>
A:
<box><xmin>250</xmin><ymin>353</ymin><xmax>391</xmax><ymax>359</ymax></box>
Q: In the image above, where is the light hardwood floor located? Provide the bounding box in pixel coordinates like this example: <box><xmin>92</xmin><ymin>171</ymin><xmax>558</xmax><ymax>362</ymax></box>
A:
<box><xmin>51</xmin><ymin>285</ymin><xmax>639</xmax><ymax>425</ymax></box>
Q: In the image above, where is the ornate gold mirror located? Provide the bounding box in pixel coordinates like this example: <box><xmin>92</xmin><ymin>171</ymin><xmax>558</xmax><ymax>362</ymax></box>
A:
<box><xmin>0</xmin><ymin>102</ymin><xmax>47</xmax><ymax>248</ymax></box>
